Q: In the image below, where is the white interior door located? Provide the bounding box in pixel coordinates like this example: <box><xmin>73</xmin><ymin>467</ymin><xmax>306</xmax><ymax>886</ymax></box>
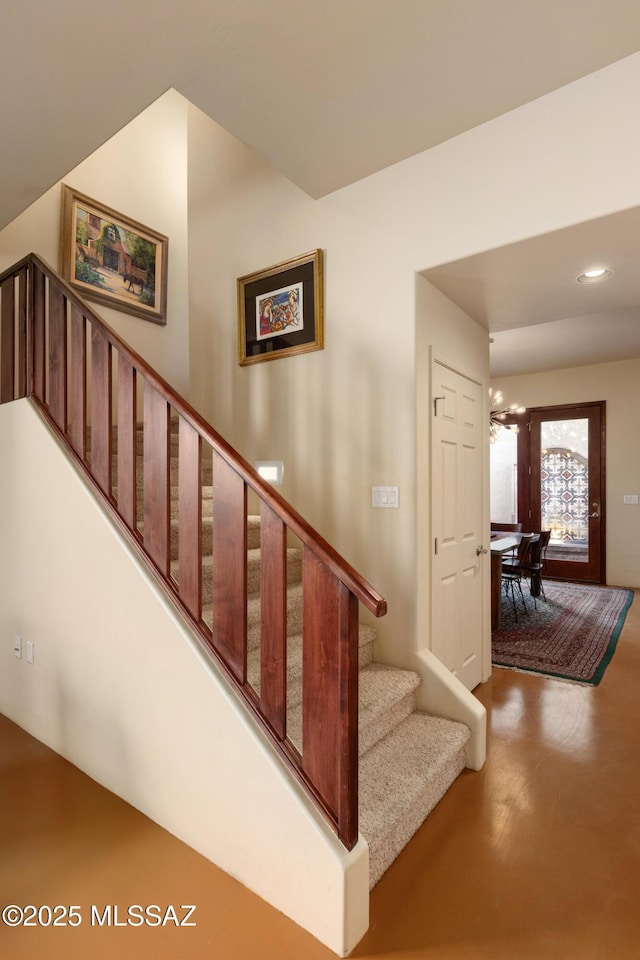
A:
<box><xmin>431</xmin><ymin>360</ymin><xmax>484</xmax><ymax>690</ymax></box>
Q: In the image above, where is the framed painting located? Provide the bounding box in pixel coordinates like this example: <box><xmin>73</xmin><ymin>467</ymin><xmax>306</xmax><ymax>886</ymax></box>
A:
<box><xmin>60</xmin><ymin>184</ymin><xmax>168</xmax><ymax>324</ymax></box>
<box><xmin>238</xmin><ymin>249</ymin><xmax>324</xmax><ymax>365</ymax></box>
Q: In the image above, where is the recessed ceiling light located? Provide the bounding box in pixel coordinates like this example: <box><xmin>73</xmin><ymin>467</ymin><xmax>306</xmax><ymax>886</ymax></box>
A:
<box><xmin>576</xmin><ymin>266</ymin><xmax>614</xmax><ymax>284</ymax></box>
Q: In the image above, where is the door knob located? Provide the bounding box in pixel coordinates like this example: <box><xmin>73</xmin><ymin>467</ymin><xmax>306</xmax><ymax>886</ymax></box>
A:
<box><xmin>476</xmin><ymin>545</ymin><xmax>488</xmax><ymax>556</ymax></box>
<box><xmin>590</xmin><ymin>512</ymin><xmax>600</xmax><ymax>519</ymax></box>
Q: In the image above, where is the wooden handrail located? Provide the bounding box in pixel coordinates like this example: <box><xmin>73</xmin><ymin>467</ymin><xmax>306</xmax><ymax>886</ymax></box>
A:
<box><xmin>0</xmin><ymin>253</ymin><xmax>387</xmax><ymax>849</ymax></box>
<box><xmin>26</xmin><ymin>254</ymin><xmax>386</xmax><ymax>617</ymax></box>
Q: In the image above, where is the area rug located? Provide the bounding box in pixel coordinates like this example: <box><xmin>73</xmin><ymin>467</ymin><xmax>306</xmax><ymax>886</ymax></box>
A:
<box><xmin>492</xmin><ymin>581</ymin><xmax>634</xmax><ymax>685</ymax></box>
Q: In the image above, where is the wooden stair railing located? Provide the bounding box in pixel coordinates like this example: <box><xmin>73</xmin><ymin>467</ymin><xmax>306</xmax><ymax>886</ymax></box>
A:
<box><xmin>0</xmin><ymin>254</ymin><xmax>386</xmax><ymax>850</ymax></box>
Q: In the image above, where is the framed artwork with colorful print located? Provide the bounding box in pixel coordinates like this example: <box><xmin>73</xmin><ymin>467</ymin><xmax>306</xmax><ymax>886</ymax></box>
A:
<box><xmin>237</xmin><ymin>249</ymin><xmax>323</xmax><ymax>365</ymax></box>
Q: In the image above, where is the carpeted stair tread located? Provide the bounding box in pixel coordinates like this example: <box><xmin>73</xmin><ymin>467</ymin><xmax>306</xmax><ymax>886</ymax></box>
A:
<box><xmin>359</xmin><ymin>712</ymin><xmax>470</xmax><ymax>888</ymax></box>
<box><xmin>198</xmin><ymin>581</ymin><xmax>306</xmax><ymax>639</ymax></box>
<box><xmin>114</xmin><ymin>485</ymin><xmax>216</xmax><ymax>519</ymax></box>
<box><xmin>285</xmin><ymin>662</ymin><xmax>424</xmax><ymax>758</ymax></box>
<box><xmin>246</xmin><ymin>624</ymin><xmax>377</xmax><ymax>699</ymax></box>
<box><xmin>129</xmin><ymin>511</ymin><xmax>261</xmax><ymax>555</ymax></box>
<box><xmin>109</xmin><ymin>455</ymin><xmax>214</xmax><ymax>485</ymax></box>
<box><xmin>354</xmin><ymin>623</ymin><xmax>377</xmax><ymax>668</ymax></box>
<box><xmin>246</xmin><ymin>582</ymin><xmax>304</xmax><ymax>647</ymax></box>
<box><xmin>246</xmin><ymin>515</ymin><xmax>262</xmax><ymax>549</ymax></box>
<box><xmin>169</xmin><ymin>488</ymin><xmax>215</xmax><ymax>519</ymax></box>
<box><xmin>186</xmin><ymin>547</ymin><xmax>302</xmax><ymax>601</ymax></box>
<box><xmin>169</xmin><ymin>512</ymin><xmax>262</xmax><ymax>555</ymax></box>
<box><xmin>358</xmin><ymin>663</ymin><xmax>421</xmax><ymax>756</ymax></box>
<box><xmin>246</xmin><ymin>623</ymin><xmax>377</xmax><ymax>703</ymax></box>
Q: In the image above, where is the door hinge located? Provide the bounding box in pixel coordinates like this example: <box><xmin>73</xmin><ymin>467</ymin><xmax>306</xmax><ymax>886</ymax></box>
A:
<box><xmin>434</xmin><ymin>537</ymin><xmax>439</xmax><ymax>555</ymax></box>
<box><xmin>433</xmin><ymin>396</ymin><xmax>445</xmax><ymax>416</ymax></box>
<box><xmin>528</xmin><ymin>466</ymin><xmax>532</xmax><ymax>476</ymax></box>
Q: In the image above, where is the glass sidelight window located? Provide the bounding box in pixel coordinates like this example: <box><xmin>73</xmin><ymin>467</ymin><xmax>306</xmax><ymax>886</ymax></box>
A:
<box><xmin>490</xmin><ymin>425</ymin><xmax>518</xmax><ymax>525</ymax></box>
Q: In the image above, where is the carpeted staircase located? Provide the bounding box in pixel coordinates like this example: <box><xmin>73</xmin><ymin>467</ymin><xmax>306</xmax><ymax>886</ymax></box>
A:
<box><xmin>114</xmin><ymin>424</ymin><xmax>470</xmax><ymax>889</ymax></box>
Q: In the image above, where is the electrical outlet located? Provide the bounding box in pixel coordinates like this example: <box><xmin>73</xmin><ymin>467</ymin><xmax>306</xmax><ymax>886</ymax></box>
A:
<box><xmin>26</xmin><ymin>640</ymin><xmax>34</xmax><ymax>665</ymax></box>
<box><xmin>14</xmin><ymin>636</ymin><xmax>22</xmax><ymax>659</ymax></box>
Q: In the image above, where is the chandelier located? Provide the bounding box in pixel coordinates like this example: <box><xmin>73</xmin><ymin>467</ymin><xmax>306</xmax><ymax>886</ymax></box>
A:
<box><xmin>489</xmin><ymin>389</ymin><xmax>525</xmax><ymax>443</ymax></box>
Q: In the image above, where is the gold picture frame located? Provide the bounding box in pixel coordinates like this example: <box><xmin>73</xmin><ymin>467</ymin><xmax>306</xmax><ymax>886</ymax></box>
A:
<box><xmin>238</xmin><ymin>249</ymin><xmax>324</xmax><ymax>365</ymax></box>
<box><xmin>60</xmin><ymin>184</ymin><xmax>168</xmax><ymax>324</ymax></box>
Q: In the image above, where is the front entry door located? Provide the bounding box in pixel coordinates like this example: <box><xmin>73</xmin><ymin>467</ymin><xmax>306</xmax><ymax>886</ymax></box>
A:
<box><xmin>431</xmin><ymin>360</ymin><xmax>484</xmax><ymax>691</ymax></box>
<box><xmin>527</xmin><ymin>403</ymin><xmax>605</xmax><ymax>583</ymax></box>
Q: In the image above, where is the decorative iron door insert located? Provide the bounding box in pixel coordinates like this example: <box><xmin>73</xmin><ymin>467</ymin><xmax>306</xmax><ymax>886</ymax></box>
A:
<box><xmin>528</xmin><ymin>403</ymin><xmax>605</xmax><ymax>583</ymax></box>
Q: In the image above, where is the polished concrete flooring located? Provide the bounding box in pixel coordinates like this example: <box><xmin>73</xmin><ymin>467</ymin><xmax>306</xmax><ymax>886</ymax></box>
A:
<box><xmin>1</xmin><ymin>590</ymin><xmax>639</xmax><ymax>960</ymax></box>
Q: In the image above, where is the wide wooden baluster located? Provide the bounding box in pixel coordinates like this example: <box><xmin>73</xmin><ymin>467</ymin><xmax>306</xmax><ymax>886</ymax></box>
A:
<box><xmin>48</xmin><ymin>286</ymin><xmax>67</xmax><ymax>430</ymax></box>
<box><xmin>178</xmin><ymin>417</ymin><xmax>202</xmax><ymax>620</ymax></box>
<box><xmin>90</xmin><ymin>328</ymin><xmax>112</xmax><ymax>495</ymax></box>
<box><xmin>211</xmin><ymin>453</ymin><xmax>247</xmax><ymax>682</ymax></box>
<box><xmin>117</xmin><ymin>357</ymin><xmax>137</xmax><ymax>530</ymax></box>
<box><xmin>143</xmin><ymin>382</ymin><xmax>170</xmax><ymax>575</ymax></box>
<box><xmin>260</xmin><ymin>503</ymin><xmax>287</xmax><ymax>740</ymax></box>
<box><xmin>32</xmin><ymin>266</ymin><xmax>46</xmax><ymax>402</ymax></box>
<box><xmin>68</xmin><ymin>305</ymin><xmax>87</xmax><ymax>459</ymax></box>
<box><xmin>0</xmin><ymin>277</ymin><xmax>15</xmax><ymax>403</ymax></box>
<box><xmin>302</xmin><ymin>552</ymin><xmax>359</xmax><ymax>848</ymax></box>
<box><xmin>16</xmin><ymin>268</ymin><xmax>27</xmax><ymax>399</ymax></box>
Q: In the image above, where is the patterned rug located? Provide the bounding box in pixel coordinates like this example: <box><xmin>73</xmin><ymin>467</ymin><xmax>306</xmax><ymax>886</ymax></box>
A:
<box><xmin>492</xmin><ymin>581</ymin><xmax>634</xmax><ymax>685</ymax></box>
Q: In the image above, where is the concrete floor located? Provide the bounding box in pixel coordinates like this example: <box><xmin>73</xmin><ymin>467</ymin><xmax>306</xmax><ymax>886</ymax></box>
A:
<box><xmin>1</xmin><ymin>590</ymin><xmax>639</xmax><ymax>960</ymax></box>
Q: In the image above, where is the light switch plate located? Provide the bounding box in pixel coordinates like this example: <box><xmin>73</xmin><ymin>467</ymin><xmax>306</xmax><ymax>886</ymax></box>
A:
<box><xmin>372</xmin><ymin>486</ymin><xmax>399</xmax><ymax>508</ymax></box>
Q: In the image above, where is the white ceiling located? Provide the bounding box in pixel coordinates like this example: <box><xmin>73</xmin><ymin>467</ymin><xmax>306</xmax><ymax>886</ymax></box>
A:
<box><xmin>3</xmin><ymin>0</ymin><xmax>640</xmax><ymax>376</ymax></box>
<box><xmin>423</xmin><ymin>207</ymin><xmax>640</xmax><ymax>377</ymax></box>
<box><xmin>4</xmin><ymin>0</ymin><xmax>640</xmax><ymax>227</ymax></box>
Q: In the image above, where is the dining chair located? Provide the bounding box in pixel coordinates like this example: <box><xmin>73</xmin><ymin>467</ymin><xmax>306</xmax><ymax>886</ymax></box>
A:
<box><xmin>524</xmin><ymin>530</ymin><xmax>551</xmax><ymax>606</ymax></box>
<box><xmin>491</xmin><ymin>522</ymin><xmax>523</xmax><ymax>557</ymax></box>
<box><xmin>503</xmin><ymin>530</ymin><xmax>551</xmax><ymax>608</ymax></box>
<box><xmin>501</xmin><ymin>534</ymin><xmax>535</xmax><ymax>622</ymax></box>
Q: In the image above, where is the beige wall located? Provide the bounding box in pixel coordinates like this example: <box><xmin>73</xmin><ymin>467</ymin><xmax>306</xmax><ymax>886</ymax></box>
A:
<box><xmin>0</xmin><ymin>90</ymin><xmax>190</xmax><ymax>397</ymax></box>
<box><xmin>187</xmin><ymin>105</ymin><xmax>420</xmax><ymax>667</ymax></box>
<box><xmin>492</xmin><ymin>358</ymin><xmax>640</xmax><ymax>588</ymax></box>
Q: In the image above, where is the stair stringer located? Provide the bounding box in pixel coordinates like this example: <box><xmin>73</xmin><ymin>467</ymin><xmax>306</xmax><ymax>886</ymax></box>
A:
<box><xmin>0</xmin><ymin>398</ymin><xmax>368</xmax><ymax>958</ymax></box>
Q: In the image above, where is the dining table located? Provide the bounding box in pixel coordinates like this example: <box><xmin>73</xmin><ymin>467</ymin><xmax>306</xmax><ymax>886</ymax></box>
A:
<box><xmin>490</xmin><ymin>532</ymin><xmax>541</xmax><ymax>629</ymax></box>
